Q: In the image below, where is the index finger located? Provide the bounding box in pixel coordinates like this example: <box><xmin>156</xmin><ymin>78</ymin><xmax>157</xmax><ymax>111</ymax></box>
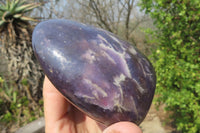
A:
<box><xmin>43</xmin><ymin>76</ymin><xmax>75</xmax><ymax>133</ymax></box>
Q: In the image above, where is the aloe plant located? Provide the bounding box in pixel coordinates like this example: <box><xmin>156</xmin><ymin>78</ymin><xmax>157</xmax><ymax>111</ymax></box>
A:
<box><xmin>0</xmin><ymin>0</ymin><xmax>43</xmax><ymax>116</ymax></box>
<box><xmin>0</xmin><ymin>0</ymin><xmax>41</xmax><ymax>27</ymax></box>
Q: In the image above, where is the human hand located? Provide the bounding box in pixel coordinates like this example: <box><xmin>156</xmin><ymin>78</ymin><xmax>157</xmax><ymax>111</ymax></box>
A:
<box><xmin>43</xmin><ymin>76</ymin><xmax>142</xmax><ymax>133</ymax></box>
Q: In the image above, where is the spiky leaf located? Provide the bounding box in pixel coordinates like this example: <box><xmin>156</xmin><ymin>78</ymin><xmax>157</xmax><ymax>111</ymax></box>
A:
<box><xmin>20</xmin><ymin>16</ymin><xmax>38</xmax><ymax>22</ymax></box>
<box><xmin>0</xmin><ymin>0</ymin><xmax>42</xmax><ymax>28</ymax></box>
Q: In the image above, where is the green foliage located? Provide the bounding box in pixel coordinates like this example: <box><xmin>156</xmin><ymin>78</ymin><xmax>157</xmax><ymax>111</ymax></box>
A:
<box><xmin>140</xmin><ymin>0</ymin><xmax>200</xmax><ymax>132</ymax></box>
<box><xmin>0</xmin><ymin>76</ymin><xmax>44</xmax><ymax>129</ymax></box>
<box><xmin>0</xmin><ymin>0</ymin><xmax>44</xmax><ymax>131</ymax></box>
<box><xmin>0</xmin><ymin>0</ymin><xmax>44</xmax><ymax>105</ymax></box>
<box><xmin>0</xmin><ymin>0</ymin><xmax>41</xmax><ymax>28</ymax></box>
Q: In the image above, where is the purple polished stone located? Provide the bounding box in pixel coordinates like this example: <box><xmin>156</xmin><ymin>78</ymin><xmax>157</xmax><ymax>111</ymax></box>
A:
<box><xmin>32</xmin><ymin>19</ymin><xmax>156</xmax><ymax>126</ymax></box>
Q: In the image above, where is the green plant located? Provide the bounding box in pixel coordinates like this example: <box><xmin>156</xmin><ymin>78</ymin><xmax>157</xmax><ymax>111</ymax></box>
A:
<box><xmin>0</xmin><ymin>76</ymin><xmax>44</xmax><ymax>131</ymax></box>
<box><xmin>140</xmin><ymin>0</ymin><xmax>200</xmax><ymax>132</ymax></box>
<box><xmin>0</xmin><ymin>0</ymin><xmax>44</xmax><ymax>100</ymax></box>
<box><xmin>0</xmin><ymin>0</ymin><xmax>44</xmax><ymax>131</ymax></box>
<box><xmin>0</xmin><ymin>0</ymin><xmax>41</xmax><ymax>27</ymax></box>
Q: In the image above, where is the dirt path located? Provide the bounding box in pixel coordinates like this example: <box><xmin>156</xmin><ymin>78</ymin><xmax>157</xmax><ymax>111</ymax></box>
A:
<box><xmin>140</xmin><ymin>104</ymin><xmax>176</xmax><ymax>133</ymax></box>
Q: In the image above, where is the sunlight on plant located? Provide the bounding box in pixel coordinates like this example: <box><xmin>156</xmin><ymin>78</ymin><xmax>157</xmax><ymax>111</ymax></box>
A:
<box><xmin>0</xmin><ymin>77</ymin><xmax>44</xmax><ymax>129</ymax></box>
<box><xmin>0</xmin><ymin>0</ymin><xmax>41</xmax><ymax>28</ymax></box>
<box><xmin>140</xmin><ymin>0</ymin><xmax>200</xmax><ymax>132</ymax></box>
<box><xmin>0</xmin><ymin>0</ymin><xmax>44</xmax><ymax>131</ymax></box>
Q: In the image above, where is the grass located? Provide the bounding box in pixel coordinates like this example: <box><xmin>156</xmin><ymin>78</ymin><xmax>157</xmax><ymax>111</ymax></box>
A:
<box><xmin>0</xmin><ymin>76</ymin><xmax>44</xmax><ymax>132</ymax></box>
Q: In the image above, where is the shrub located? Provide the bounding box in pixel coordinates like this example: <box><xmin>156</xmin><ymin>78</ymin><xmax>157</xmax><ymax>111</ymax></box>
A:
<box><xmin>0</xmin><ymin>76</ymin><xmax>44</xmax><ymax>131</ymax></box>
<box><xmin>140</xmin><ymin>0</ymin><xmax>200</xmax><ymax>132</ymax></box>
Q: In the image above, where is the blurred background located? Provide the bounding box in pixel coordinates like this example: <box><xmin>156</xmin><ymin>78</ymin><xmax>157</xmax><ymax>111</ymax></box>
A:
<box><xmin>0</xmin><ymin>0</ymin><xmax>199</xmax><ymax>132</ymax></box>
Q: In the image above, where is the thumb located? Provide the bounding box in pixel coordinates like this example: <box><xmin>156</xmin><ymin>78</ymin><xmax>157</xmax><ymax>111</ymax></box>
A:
<box><xmin>103</xmin><ymin>122</ymin><xmax>142</xmax><ymax>133</ymax></box>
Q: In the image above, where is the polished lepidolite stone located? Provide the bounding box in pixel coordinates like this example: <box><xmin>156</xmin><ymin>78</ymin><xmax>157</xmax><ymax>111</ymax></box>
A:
<box><xmin>32</xmin><ymin>19</ymin><xmax>156</xmax><ymax>126</ymax></box>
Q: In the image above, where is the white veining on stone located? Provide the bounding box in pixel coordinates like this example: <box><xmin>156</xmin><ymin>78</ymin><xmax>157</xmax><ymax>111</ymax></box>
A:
<box><xmin>81</xmin><ymin>49</ymin><xmax>96</xmax><ymax>64</ymax></box>
<box><xmin>92</xmin><ymin>90</ymin><xmax>99</xmax><ymax>100</ymax></box>
<box><xmin>113</xmin><ymin>74</ymin><xmax>125</xmax><ymax>102</ymax></box>
<box><xmin>102</xmin><ymin>51</ymin><xmax>116</xmax><ymax>64</ymax></box>
<box><xmin>97</xmin><ymin>34</ymin><xmax>108</xmax><ymax>44</ymax></box>
<box><xmin>142</xmin><ymin>58</ymin><xmax>153</xmax><ymax>76</ymax></box>
<box><xmin>113</xmin><ymin>73</ymin><xmax>126</xmax><ymax>87</ymax></box>
<box><xmin>113</xmin><ymin>74</ymin><xmax>126</xmax><ymax>112</ymax></box>
<box><xmin>129</xmin><ymin>47</ymin><xmax>137</xmax><ymax>55</ymax></box>
<box><xmin>81</xmin><ymin>95</ymin><xmax>95</xmax><ymax>100</ymax></box>
<box><xmin>49</xmin><ymin>68</ymin><xmax>53</xmax><ymax>73</ymax></box>
<box><xmin>83</xmin><ymin>78</ymin><xmax>108</xmax><ymax>98</ymax></box>
<box><xmin>130</xmin><ymin>96</ymin><xmax>138</xmax><ymax>117</ymax></box>
<box><xmin>99</xmin><ymin>42</ymin><xmax>131</xmax><ymax>78</ymax></box>
<box><xmin>138</xmin><ymin>58</ymin><xmax>153</xmax><ymax>81</ymax></box>
<box><xmin>133</xmin><ymin>78</ymin><xmax>145</xmax><ymax>94</ymax></box>
<box><xmin>113</xmin><ymin>93</ymin><xmax>126</xmax><ymax>112</ymax></box>
<box><xmin>108</xmin><ymin>34</ymin><xmax>121</xmax><ymax>44</ymax></box>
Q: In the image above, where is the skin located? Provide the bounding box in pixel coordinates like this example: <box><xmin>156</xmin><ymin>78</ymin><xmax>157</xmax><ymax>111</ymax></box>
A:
<box><xmin>43</xmin><ymin>76</ymin><xmax>143</xmax><ymax>133</ymax></box>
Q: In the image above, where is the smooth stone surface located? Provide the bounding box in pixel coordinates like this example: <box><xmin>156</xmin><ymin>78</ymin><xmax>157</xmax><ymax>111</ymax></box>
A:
<box><xmin>32</xmin><ymin>19</ymin><xmax>156</xmax><ymax>126</ymax></box>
